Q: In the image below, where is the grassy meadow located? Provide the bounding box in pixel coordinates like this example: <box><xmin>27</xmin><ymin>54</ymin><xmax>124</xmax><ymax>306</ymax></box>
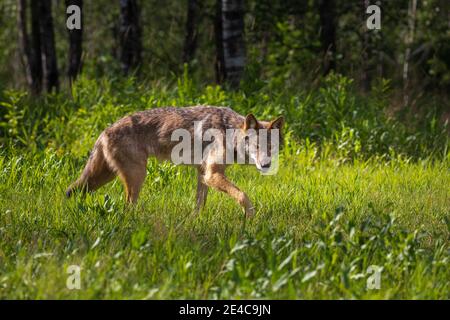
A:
<box><xmin>0</xmin><ymin>75</ymin><xmax>449</xmax><ymax>299</ymax></box>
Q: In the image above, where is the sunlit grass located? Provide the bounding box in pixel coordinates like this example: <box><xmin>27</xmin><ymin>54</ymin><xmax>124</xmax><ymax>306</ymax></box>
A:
<box><xmin>0</xmin><ymin>150</ymin><xmax>448</xmax><ymax>299</ymax></box>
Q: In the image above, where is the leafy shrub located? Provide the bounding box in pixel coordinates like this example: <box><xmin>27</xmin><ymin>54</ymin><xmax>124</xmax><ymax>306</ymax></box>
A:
<box><xmin>0</xmin><ymin>74</ymin><xmax>448</xmax><ymax>161</ymax></box>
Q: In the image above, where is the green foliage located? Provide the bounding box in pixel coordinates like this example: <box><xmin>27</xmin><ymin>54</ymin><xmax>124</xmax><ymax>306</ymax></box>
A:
<box><xmin>1</xmin><ymin>74</ymin><xmax>447</xmax><ymax>161</ymax></box>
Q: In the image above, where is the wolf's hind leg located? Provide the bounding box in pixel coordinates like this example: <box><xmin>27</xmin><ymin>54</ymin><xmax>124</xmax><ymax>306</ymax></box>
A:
<box><xmin>117</xmin><ymin>162</ymin><xmax>147</xmax><ymax>204</ymax></box>
<box><xmin>203</xmin><ymin>164</ymin><xmax>255</xmax><ymax>218</ymax></box>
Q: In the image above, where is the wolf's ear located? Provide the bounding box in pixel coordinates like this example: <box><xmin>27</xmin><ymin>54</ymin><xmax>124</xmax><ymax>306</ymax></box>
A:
<box><xmin>244</xmin><ymin>114</ymin><xmax>258</xmax><ymax>130</ymax></box>
<box><xmin>270</xmin><ymin>116</ymin><xmax>284</xmax><ymax>130</ymax></box>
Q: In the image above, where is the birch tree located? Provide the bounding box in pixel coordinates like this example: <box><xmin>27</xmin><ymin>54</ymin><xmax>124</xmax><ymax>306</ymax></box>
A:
<box><xmin>215</xmin><ymin>0</ymin><xmax>246</xmax><ymax>89</ymax></box>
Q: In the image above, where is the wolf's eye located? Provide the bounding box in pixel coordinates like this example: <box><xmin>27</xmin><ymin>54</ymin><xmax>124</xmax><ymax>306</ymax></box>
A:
<box><xmin>243</xmin><ymin>135</ymin><xmax>251</xmax><ymax>148</ymax></box>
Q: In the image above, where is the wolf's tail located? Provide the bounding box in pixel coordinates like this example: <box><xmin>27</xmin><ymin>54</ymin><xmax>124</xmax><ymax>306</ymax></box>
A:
<box><xmin>66</xmin><ymin>139</ymin><xmax>113</xmax><ymax>197</ymax></box>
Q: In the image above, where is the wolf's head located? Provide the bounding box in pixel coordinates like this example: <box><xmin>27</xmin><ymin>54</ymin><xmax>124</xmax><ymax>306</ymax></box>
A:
<box><xmin>239</xmin><ymin>113</ymin><xmax>284</xmax><ymax>174</ymax></box>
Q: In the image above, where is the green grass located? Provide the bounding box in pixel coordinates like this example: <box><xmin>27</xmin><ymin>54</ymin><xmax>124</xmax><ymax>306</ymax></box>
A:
<box><xmin>0</xmin><ymin>150</ymin><xmax>448</xmax><ymax>299</ymax></box>
<box><xmin>0</xmin><ymin>75</ymin><xmax>449</xmax><ymax>299</ymax></box>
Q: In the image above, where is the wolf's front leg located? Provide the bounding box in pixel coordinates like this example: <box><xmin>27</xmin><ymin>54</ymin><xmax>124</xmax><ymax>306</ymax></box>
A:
<box><xmin>195</xmin><ymin>168</ymin><xmax>209</xmax><ymax>212</ymax></box>
<box><xmin>203</xmin><ymin>165</ymin><xmax>255</xmax><ymax>218</ymax></box>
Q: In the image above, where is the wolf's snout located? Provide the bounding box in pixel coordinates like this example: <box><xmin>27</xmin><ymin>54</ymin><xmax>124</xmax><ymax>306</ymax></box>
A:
<box><xmin>261</xmin><ymin>162</ymin><xmax>271</xmax><ymax>169</ymax></box>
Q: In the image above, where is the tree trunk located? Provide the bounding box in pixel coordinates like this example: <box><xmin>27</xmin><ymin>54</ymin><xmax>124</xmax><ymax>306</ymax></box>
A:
<box><xmin>119</xmin><ymin>0</ymin><xmax>142</xmax><ymax>75</ymax></box>
<box><xmin>361</xmin><ymin>0</ymin><xmax>371</xmax><ymax>91</ymax></box>
<box><xmin>318</xmin><ymin>0</ymin><xmax>336</xmax><ymax>75</ymax></box>
<box><xmin>38</xmin><ymin>0</ymin><xmax>59</xmax><ymax>92</ymax></box>
<box><xmin>214</xmin><ymin>0</ymin><xmax>225</xmax><ymax>84</ymax></box>
<box><xmin>376</xmin><ymin>0</ymin><xmax>383</xmax><ymax>80</ymax></box>
<box><xmin>17</xmin><ymin>0</ymin><xmax>32</xmax><ymax>88</ymax></box>
<box><xmin>403</xmin><ymin>0</ymin><xmax>417</xmax><ymax>106</ymax></box>
<box><xmin>215</xmin><ymin>0</ymin><xmax>246</xmax><ymax>89</ymax></box>
<box><xmin>66</xmin><ymin>0</ymin><xmax>83</xmax><ymax>84</ymax></box>
<box><xmin>17</xmin><ymin>0</ymin><xmax>43</xmax><ymax>94</ymax></box>
<box><xmin>183</xmin><ymin>0</ymin><xmax>201</xmax><ymax>64</ymax></box>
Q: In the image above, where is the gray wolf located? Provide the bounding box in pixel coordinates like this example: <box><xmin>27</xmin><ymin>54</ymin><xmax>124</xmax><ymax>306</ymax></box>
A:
<box><xmin>66</xmin><ymin>106</ymin><xmax>284</xmax><ymax>217</ymax></box>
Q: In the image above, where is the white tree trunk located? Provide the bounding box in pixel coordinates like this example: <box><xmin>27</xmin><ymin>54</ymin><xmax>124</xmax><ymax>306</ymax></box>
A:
<box><xmin>219</xmin><ymin>0</ymin><xmax>246</xmax><ymax>88</ymax></box>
